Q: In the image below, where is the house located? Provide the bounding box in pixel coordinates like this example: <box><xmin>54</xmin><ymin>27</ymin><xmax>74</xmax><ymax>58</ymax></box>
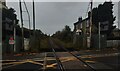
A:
<box><xmin>73</xmin><ymin>12</ymin><xmax>107</xmax><ymax>49</ymax></box>
<box><xmin>73</xmin><ymin>17</ymin><xmax>90</xmax><ymax>49</ymax></box>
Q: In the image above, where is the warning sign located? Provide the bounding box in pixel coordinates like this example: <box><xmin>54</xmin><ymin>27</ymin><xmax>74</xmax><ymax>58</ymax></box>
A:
<box><xmin>9</xmin><ymin>37</ymin><xmax>14</xmax><ymax>44</ymax></box>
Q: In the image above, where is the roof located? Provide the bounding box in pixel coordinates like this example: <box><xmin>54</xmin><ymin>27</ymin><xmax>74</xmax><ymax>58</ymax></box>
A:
<box><xmin>74</xmin><ymin>17</ymin><xmax>89</xmax><ymax>25</ymax></box>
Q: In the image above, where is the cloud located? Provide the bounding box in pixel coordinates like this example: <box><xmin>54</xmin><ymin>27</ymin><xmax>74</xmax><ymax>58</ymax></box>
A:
<box><xmin>35</xmin><ymin>2</ymin><xmax>90</xmax><ymax>34</ymax></box>
<box><xmin>6</xmin><ymin>2</ymin><xmax>118</xmax><ymax>35</ymax></box>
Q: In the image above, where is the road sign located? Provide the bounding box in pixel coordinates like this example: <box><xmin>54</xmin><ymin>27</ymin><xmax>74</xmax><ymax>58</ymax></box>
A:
<box><xmin>9</xmin><ymin>37</ymin><xmax>14</xmax><ymax>44</ymax></box>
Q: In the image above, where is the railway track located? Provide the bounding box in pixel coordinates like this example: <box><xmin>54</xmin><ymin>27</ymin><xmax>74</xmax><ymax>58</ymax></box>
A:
<box><xmin>49</xmin><ymin>38</ymin><xmax>96</xmax><ymax>71</ymax></box>
<box><xmin>49</xmin><ymin>39</ymin><xmax>65</xmax><ymax>71</ymax></box>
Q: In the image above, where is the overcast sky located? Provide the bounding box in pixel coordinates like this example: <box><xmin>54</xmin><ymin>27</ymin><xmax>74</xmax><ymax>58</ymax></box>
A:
<box><xmin>6</xmin><ymin>1</ymin><xmax>118</xmax><ymax>35</ymax></box>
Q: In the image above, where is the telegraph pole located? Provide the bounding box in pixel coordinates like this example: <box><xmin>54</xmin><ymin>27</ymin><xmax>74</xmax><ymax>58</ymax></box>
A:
<box><xmin>89</xmin><ymin>0</ymin><xmax>93</xmax><ymax>48</ymax></box>
<box><xmin>32</xmin><ymin>0</ymin><xmax>36</xmax><ymax>50</ymax></box>
<box><xmin>33</xmin><ymin>0</ymin><xmax>35</xmax><ymax>36</ymax></box>
<box><xmin>19</xmin><ymin>0</ymin><xmax>24</xmax><ymax>51</ymax></box>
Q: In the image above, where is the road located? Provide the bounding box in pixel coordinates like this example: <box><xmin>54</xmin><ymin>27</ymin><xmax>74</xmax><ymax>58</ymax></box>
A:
<box><xmin>1</xmin><ymin>39</ymin><xmax>120</xmax><ymax>71</ymax></box>
<box><xmin>2</xmin><ymin>53</ymin><xmax>45</xmax><ymax>71</ymax></box>
<box><xmin>2</xmin><ymin>51</ymin><xmax>120</xmax><ymax>71</ymax></box>
<box><xmin>72</xmin><ymin>50</ymin><xmax>120</xmax><ymax>70</ymax></box>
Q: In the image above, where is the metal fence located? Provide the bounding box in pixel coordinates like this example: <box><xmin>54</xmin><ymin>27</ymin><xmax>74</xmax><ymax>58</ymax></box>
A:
<box><xmin>107</xmin><ymin>40</ymin><xmax>120</xmax><ymax>48</ymax></box>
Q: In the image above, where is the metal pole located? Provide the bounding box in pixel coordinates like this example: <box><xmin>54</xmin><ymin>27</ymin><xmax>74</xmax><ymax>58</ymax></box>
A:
<box><xmin>14</xmin><ymin>20</ymin><xmax>16</xmax><ymax>52</ymax></box>
<box><xmin>90</xmin><ymin>0</ymin><xmax>93</xmax><ymax>48</ymax></box>
<box><xmin>99</xmin><ymin>22</ymin><xmax>101</xmax><ymax>50</ymax></box>
<box><xmin>33</xmin><ymin>0</ymin><xmax>35</xmax><ymax>36</ymax></box>
<box><xmin>19</xmin><ymin>0</ymin><xmax>24</xmax><ymax>51</ymax></box>
<box><xmin>32</xmin><ymin>0</ymin><xmax>36</xmax><ymax>50</ymax></box>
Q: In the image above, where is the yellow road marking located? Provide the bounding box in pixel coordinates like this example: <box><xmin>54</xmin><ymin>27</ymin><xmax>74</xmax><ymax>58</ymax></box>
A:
<box><xmin>25</xmin><ymin>60</ymin><xmax>43</xmax><ymax>65</ymax></box>
<box><xmin>46</xmin><ymin>57</ymin><xmax>77</xmax><ymax>68</ymax></box>
<box><xmin>2</xmin><ymin>59</ymin><xmax>43</xmax><ymax>69</ymax></box>
<box><xmin>3</xmin><ymin>55</ymin><xmax>86</xmax><ymax>69</ymax></box>
<box><xmin>85</xmin><ymin>60</ymin><xmax>96</xmax><ymax>63</ymax></box>
<box><xmin>2</xmin><ymin>61</ymin><xmax>26</xmax><ymax>65</ymax></box>
<box><xmin>81</xmin><ymin>55</ymin><xmax>93</xmax><ymax>58</ymax></box>
<box><xmin>2</xmin><ymin>62</ymin><xmax>26</xmax><ymax>69</ymax></box>
<box><xmin>2</xmin><ymin>60</ymin><xmax>17</xmax><ymax>62</ymax></box>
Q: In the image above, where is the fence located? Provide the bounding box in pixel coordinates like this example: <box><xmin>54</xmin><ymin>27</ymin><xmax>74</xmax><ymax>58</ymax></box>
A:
<box><xmin>107</xmin><ymin>40</ymin><xmax>120</xmax><ymax>48</ymax></box>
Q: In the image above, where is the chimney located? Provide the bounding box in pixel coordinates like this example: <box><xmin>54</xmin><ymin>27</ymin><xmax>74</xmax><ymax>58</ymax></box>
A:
<box><xmin>78</xmin><ymin>17</ymin><xmax>82</xmax><ymax>22</ymax></box>
<box><xmin>1</xmin><ymin>0</ymin><xmax>6</xmax><ymax>6</ymax></box>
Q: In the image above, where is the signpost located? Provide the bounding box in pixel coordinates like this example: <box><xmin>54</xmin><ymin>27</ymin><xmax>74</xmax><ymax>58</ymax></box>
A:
<box><xmin>9</xmin><ymin>37</ymin><xmax>14</xmax><ymax>45</ymax></box>
<box><xmin>9</xmin><ymin>36</ymin><xmax>15</xmax><ymax>53</ymax></box>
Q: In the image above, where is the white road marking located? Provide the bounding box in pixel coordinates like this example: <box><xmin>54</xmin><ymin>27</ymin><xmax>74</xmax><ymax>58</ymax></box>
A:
<box><xmin>43</xmin><ymin>52</ymin><xmax>47</xmax><ymax>70</ymax></box>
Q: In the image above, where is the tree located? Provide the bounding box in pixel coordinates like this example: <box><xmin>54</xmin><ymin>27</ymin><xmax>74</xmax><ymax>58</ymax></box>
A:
<box><xmin>52</xmin><ymin>25</ymin><xmax>73</xmax><ymax>43</ymax></box>
<box><xmin>2</xmin><ymin>7</ymin><xmax>19</xmax><ymax>40</ymax></box>
<box><xmin>92</xmin><ymin>2</ymin><xmax>116</xmax><ymax>36</ymax></box>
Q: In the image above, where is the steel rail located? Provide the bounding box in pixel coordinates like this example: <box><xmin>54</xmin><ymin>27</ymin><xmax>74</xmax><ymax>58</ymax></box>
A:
<box><xmin>49</xmin><ymin>39</ymin><xmax>65</xmax><ymax>71</ymax></box>
<box><xmin>52</xmin><ymin>39</ymin><xmax>96</xmax><ymax>71</ymax></box>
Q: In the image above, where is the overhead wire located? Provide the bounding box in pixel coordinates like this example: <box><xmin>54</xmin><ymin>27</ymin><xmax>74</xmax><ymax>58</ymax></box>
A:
<box><xmin>85</xmin><ymin>2</ymin><xmax>91</xmax><ymax>18</ymax></box>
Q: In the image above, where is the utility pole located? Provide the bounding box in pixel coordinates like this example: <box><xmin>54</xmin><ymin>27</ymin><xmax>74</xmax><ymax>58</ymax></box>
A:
<box><xmin>19</xmin><ymin>0</ymin><xmax>24</xmax><ymax>51</ymax></box>
<box><xmin>89</xmin><ymin>0</ymin><xmax>93</xmax><ymax>48</ymax></box>
<box><xmin>32</xmin><ymin>0</ymin><xmax>36</xmax><ymax>50</ymax></box>
<box><xmin>33</xmin><ymin>0</ymin><xmax>35</xmax><ymax>36</ymax></box>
